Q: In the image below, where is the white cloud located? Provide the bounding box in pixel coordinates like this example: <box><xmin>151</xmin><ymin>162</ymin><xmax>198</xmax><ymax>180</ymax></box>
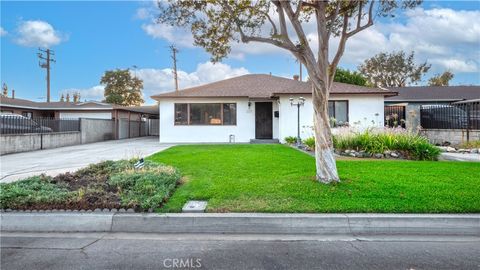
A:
<box><xmin>142</xmin><ymin>22</ymin><xmax>195</xmax><ymax>48</ymax></box>
<box><xmin>135</xmin><ymin>7</ymin><xmax>152</xmax><ymax>20</ymax></box>
<box><xmin>64</xmin><ymin>62</ymin><xmax>249</xmax><ymax>104</ymax></box>
<box><xmin>15</xmin><ymin>20</ymin><xmax>66</xmax><ymax>48</ymax></box>
<box><xmin>430</xmin><ymin>58</ymin><xmax>478</xmax><ymax>73</ymax></box>
<box><xmin>141</xmin><ymin>6</ymin><xmax>479</xmax><ymax>75</ymax></box>
<box><xmin>61</xmin><ymin>85</ymin><xmax>105</xmax><ymax>101</ymax></box>
<box><xmin>0</xmin><ymin>27</ymin><xmax>7</xmax><ymax>37</ymax></box>
<box><xmin>137</xmin><ymin>61</ymin><xmax>249</xmax><ymax>101</ymax></box>
<box><xmin>335</xmin><ymin>7</ymin><xmax>480</xmax><ymax>73</ymax></box>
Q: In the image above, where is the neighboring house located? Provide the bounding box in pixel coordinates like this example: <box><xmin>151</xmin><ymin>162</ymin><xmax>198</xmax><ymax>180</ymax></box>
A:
<box><xmin>152</xmin><ymin>74</ymin><xmax>396</xmax><ymax>143</ymax></box>
<box><xmin>385</xmin><ymin>86</ymin><xmax>480</xmax><ymax>130</ymax></box>
<box><xmin>0</xmin><ymin>96</ymin><xmax>158</xmax><ymax>120</ymax></box>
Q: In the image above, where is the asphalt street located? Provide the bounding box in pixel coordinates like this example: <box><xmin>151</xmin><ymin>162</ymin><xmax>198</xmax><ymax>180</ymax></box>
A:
<box><xmin>1</xmin><ymin>233</ymin><xmax>479</xmax><ymax>270</ymax></box>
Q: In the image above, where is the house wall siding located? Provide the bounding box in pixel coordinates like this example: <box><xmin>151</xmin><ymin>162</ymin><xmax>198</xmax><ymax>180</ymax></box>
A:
<box><xmin>159</xmin><ymin>98</ymin><xmax>257</xmax><ymax>143</ymax></box>
<box><xmin>278</xmin><ymin>94</ymin><xmax>385</xmax><ymax>142</ymax></box>
<box><xmin>158</xmin><ymin>95</ymin><xmax>385</xmax><ymax>143</ymax></box>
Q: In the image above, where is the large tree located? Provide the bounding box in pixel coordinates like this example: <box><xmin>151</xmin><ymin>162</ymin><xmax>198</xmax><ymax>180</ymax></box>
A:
<box><xmin>428</xmin><ymin>70</ymin><xmax>454</xmax><ymax>86</ymax></box>
<box><xmin>334</xmin><ymin>67</ymin><xmax>368</xmax><ymax>86</ymax></box>
<box><xmin>157</xmin><ymin>0</ymin><xmax>421</xmax><ymax>183</ymax></box>
<box><xmin>100</xmin><ymin>69</ymin><xmax>144</xmax><ymax>106</ymax></box>
<box><xmin>359</xmin><ymin>51</ymin><xmax>430</xmax><ymax>87</ymax></box>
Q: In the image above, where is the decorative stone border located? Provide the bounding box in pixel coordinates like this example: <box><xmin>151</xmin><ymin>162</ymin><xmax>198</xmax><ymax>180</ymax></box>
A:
<box><xmin>438</xmin><ymin>146</ymin><xmax>480</xmax><ymax>154</ymax></box>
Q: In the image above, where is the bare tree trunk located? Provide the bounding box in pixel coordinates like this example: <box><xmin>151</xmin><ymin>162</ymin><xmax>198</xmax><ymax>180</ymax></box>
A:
<box><xmin>311</xmin><ymin>78</ymin><xmax>340</xmax><ymax>184</ymax></box>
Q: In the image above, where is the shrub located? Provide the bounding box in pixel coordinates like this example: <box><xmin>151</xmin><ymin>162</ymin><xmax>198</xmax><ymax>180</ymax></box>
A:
<box><xmin>109</xmin><ymin>162</ymin><xmax>181</xmax><ymax>210</ymax></box>
<box><xmin>333</xmin><ymin>127</ymin><xmax>440</xmax><ymax>160</ymax></box>
<box><xmin>0</xmin><ymin>159</ymin><xmax>182</xmax><ymax>211</ymax></box>
<box><xmin>284</xmin><ymin>136</ymin><xmax>297</xmax><ymax>144</ymax></box>
<box><xmin>0</xmin><ymin>175</ymin><xmax>74</xmax><ymax>209</ymax></box>
<box><xmin>458</xmin><ymin>140</ymin><xmax>480</xmax><ymax>149</ymax></box>
<box><xmin>303</xmin><ymin>137</ymin><xmax>315</xmax><ymax>149</ymax></box>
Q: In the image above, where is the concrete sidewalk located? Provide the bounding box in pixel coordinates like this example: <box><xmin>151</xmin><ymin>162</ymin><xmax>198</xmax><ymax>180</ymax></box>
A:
<box><xmin>0</xmin><ymin>137</ymin><xmax>174</xmax><ymax>183</ymax></box>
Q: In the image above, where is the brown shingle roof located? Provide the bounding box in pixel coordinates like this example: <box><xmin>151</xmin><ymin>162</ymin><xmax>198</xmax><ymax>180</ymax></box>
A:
<box><xmin>151</xmin><ymin>74</ymin><xmax>396</xmax><ymax>99</ymax></box>
<box><xmin>386</xmin><ymin>86</ymin><xmax>480</xmax><ymax>102</ymax></box>
<box><xmin>0</xmin><ymin>96</ymin><xmax>158</xmax><ymax>115</ymax></box>
<box><xmin>0</xmin><ymin>96</ymin><xmax>112</xmax><ymax>109</ymax></box>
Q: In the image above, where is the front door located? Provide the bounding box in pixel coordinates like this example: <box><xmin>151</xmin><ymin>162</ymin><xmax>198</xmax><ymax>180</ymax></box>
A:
<box><xmin>255</xmin><ymin>102</ymin><xmax>273</xmax><ymax>139</ymax></box>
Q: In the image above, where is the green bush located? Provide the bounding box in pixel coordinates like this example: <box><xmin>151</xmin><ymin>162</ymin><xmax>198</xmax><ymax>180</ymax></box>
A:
<box><xmin>303</xmin><ymin>137</ymin><xmax>315</xmax><ymax>149</ymax></box>
<box><xmin>284</xmin><ymin>136</ymin><xmax>297</xmax><ymax>144</ymax></box>
<box><xmin>0</xmin><ymin>176</ymin><xmax>74</xmax><ymax>209</ymax></box>
<box><xmin>333</xmin><ymin>127</ymin><xmax>440</xmax><ymax>160</ymax></box>
<box><xmin>109</xmin><ymin>162</ymin><xmax>181</xmax><ymax>210</ymax></box>
<box><xmin>0</xmin><ymin>159</ymin><xmax>182</xmax><ymax>211</ymax></box>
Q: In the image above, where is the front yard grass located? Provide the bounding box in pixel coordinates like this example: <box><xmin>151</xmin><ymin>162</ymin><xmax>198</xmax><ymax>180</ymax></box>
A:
<box><xmin>148</xmin><ymin>144</ymin><xmax>480</xmax><ymax>213</ymax></box>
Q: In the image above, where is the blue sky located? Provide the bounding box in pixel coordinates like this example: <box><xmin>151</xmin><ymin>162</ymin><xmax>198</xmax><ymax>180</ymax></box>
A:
<box><xmin>1</xmin><ymin>1</ymin><xmax>479</xmax><ymax>104</ymax></box>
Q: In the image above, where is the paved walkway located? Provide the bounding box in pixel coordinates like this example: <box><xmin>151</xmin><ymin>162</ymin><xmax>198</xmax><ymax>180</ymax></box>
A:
<box><xmin>0</xmin><ymin>137</ymin><xmax>175</xmax><ymax>183</ymax></box>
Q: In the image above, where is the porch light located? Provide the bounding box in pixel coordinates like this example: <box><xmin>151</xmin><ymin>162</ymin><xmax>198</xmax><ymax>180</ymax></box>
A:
<box><xmin>290</xmin><ymin>97</ymin><xmax>306</xmax><ymax>148</ymax></box>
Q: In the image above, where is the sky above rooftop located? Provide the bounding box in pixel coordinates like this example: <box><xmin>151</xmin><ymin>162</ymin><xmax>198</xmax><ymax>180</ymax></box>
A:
<box><xmin>1</xmin><ymin>1</ymin><xmax>479</xmax><ymax>104</ymax></box>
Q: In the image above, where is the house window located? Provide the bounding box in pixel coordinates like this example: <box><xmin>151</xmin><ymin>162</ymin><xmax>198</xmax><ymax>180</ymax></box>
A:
<box><xmin>174</xmin><ymin>103</ymin><xmax>237</xmax><ymax>125</ymax></box>
<box><xmin>174</xmin><ymin>104</ymin><xmax>188</xmax><ymax>125</ymax></box>
<box><xmin>223</xmin><ymin>103</ymin><xmax>237</xmax><ymax>125</ymax></box>
<box><xmin>328</xmin><ymin>101</ymin><xmax>348</xmax><ymax>126</ymax></box>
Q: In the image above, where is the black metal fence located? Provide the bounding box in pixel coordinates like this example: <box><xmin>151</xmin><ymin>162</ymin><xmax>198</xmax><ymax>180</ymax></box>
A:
<box><xmin>0</xmin><ymin>116</ymin><xmax>80</xmax><ymax>135</ymax></box>
<box><xmin>384</xmin><ymin>105</ymin><xmax>406</xmax><ymax>128</ymax></box>
<box><xmin>420</xmin><ymin>102</ymin><xmax>480</xmax><ymax>130</ymax></box>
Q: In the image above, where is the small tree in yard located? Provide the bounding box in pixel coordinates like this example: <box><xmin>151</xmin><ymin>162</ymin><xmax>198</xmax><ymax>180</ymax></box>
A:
<box><xmin>101</xmin><ymin>69</ymin><xmax>144</xmax><ymax>106</ymax></box>
<box><xmin>359</xmin><ymin>51</ymin><xmax>431</xmax><ymax>87</ymax></box>
<box><xmin>428</xmin><ymin>71</ymin><xmax>454</xmax><ymax>86</ymax></box>
<box><xmin>157</xmin><ymin>0</ymin><xmax>421</xmax><ymax>183</ymax></box>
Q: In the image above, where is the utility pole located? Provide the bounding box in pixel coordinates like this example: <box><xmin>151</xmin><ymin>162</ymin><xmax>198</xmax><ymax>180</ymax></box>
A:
<box><xmin>37</xmin><ymin>48</ymin><xmax>56</xmax><ymax>102</ymax></box>
<box><xmin>169</xmin><ymin>45</ymin><xmax>179</xmax><ymax>92</ymax></box>
<box><xmin>295</xmin><ymin>58</ymin><xmax>303</xmax><ymax>81</ymax></box>
<box><xmin>299</xmin><ymin>62</ymin><xmax>303</xmax><ymax>81</ymax></box>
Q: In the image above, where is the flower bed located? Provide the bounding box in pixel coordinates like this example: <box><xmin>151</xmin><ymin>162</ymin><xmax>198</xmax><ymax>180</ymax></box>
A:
<box><xmin>0</xmin><ymin>159</ymin><xmax>181</xmax><ymax>211</ymax></box>
<box><xmin>289</xmin><ymin>127</ymin><xmax>441</xmax><ymax>161</ymax></box>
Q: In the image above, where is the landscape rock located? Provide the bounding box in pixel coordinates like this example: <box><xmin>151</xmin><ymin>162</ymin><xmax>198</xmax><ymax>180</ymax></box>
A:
<box><xmin>390</xmin><ymin>152</ymin><xmax>399</xmax><ymax>158</ymax></box>
<box><xmin>446</xmin><ymin>147</ymin><xmax>456</xmax><ymax>152</ymax></box>
<box><xmin>374</xmin><ymin>153</ymin><xmax>383</xmax><ymax>159</ymax></box>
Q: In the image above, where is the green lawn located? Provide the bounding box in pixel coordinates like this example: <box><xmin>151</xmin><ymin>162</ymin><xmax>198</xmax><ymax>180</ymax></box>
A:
<box><xmin>148</xmin><ymin>144</ymin><xmax>480</xmax><ymax>213</ymax></box>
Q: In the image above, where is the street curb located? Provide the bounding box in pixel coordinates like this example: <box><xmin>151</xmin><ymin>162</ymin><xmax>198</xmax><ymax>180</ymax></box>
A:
<box><xmin>1</xmin><ymin>213</ymin><xmax>479</xmax><ymax>235</ymax></box>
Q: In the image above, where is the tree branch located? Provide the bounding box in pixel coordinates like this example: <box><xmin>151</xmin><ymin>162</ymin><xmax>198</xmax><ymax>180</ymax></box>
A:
<box><xmin>328</xmin><ymin>13</ymin><xmax>349</xmax><ymax>85</ymax></box>
<box><xmin>326</xmin><ymin>1</ymin><xmax>340</xmax><ymax>41</ymax></box>
<box><xmin>357</xmin><ymin>1</ymin><xmax>363</xmax><ymax>29</ymax></box>
<box><xmin>262</xmin><ymin>10</ymin><xmax>279</xmax><ymax>36</ymax></box>
<box><xmin>346</xmin><ymin>0</ymin><xmax>374</xmax><ymax>37</ymax></box>
<box><xmin>271</xmin><ymin>1</ymin><xmax>291</xmax><ymax>43</ymax></box>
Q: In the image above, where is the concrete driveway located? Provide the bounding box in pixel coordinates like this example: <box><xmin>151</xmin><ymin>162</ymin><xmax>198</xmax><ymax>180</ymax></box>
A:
<box><xmin>0</xmin><ymin>137</ymin><xmax>175</xmax><ymax>183</ymax></box>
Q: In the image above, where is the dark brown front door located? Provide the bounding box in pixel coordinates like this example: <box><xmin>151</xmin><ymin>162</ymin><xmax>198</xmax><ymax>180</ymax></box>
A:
<box><xmin>255</xmin><ymin>102</ymin><xmax>273</xmax><ymax>139</ymax></box>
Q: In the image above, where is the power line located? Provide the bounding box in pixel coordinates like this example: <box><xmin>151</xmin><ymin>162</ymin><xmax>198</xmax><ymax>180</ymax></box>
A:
<box><xmin>169</xmin><ymin>45</ymin><xmax>179</xmax><ymax>92</ymax></box>
<box><xmin>37</xmin><ymin>48</ymin><xmax>56</xmax><ymax>103</ymax></box>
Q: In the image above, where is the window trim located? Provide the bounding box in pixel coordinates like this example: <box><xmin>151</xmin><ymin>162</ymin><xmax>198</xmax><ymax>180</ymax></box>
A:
<box><xmin>328</xmin><ymin>100</ymin><xmax>349</xmax><ymax>126</ymax></box>
<box><xmin>174</xmin><ymin>103</ymin><xmax>237</xmax><ymax>126</ymax></box>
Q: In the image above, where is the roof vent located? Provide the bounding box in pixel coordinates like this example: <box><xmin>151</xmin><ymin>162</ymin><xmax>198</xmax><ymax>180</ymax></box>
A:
<box><xmin>293</xmin><ymin>75</ymin><xmax>299</xmax><ymax>81</ymax></box>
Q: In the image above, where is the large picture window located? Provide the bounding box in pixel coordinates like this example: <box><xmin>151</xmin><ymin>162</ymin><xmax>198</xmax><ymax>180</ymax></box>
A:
<box><xmin>328</xmin><ymin>101</ymin><xmax>348</xmax><ymax>126</ymax></box>
<box><xmin>174</xmin><ymin>103</ymin><xmax>237</xmax><ymax>125</ymax></box>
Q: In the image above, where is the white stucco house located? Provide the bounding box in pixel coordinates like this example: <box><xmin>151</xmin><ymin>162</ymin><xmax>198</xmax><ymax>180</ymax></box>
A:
<box><xmin>152</xmin><ymin>74</ymin><xmax>396</xmax><ymax>143</ymax></box>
